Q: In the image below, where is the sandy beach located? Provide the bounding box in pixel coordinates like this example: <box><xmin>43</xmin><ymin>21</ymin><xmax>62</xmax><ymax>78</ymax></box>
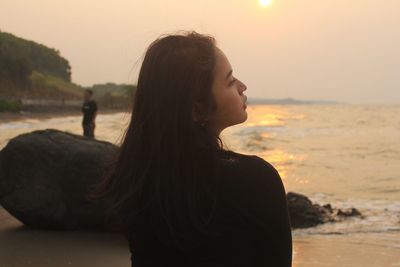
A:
<box><xmin>1</xmin><ymin>207</ymin><xmax>399</xmax><ymax>267</ymax></box>
<box><xmin>0</xmin><ymin>208</ymin><xmax>130</xmax><ymax>267</ymax></box>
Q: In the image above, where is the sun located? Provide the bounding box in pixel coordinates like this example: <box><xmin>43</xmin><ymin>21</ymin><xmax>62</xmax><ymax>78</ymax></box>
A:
<box><xmin>259</xmin><ymin>0</ymin><xmax>272</xmax><ymax>7</ymax></box>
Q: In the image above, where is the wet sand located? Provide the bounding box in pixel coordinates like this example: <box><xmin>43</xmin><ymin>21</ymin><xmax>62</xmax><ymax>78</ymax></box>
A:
<box><xmin>1</xmin><ymin>208</ymin><xmax>399</xmax><ymax>267</ymax></box>
<box><xmin>293</xmin><ymin>232</ymin><xmax>400</xmax><ymax>267</ymax></box>
<box><xmin>0</xmin><ymin>208</ymin><xmax>130</xmax><ymax>267</ymax></box>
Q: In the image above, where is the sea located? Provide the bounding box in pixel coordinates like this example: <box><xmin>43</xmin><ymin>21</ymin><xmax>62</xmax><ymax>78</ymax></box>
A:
<box><xmin>0</xmin><ymin>103</ymin><xmax>399</xmax><ymax>267</ymax></box>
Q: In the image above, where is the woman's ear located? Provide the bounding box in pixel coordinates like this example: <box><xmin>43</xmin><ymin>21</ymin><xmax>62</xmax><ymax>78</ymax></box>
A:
<box><xmin>192</xmin><ymin>101</ymin><xmax>211</xmax><ymax>124</ymax></box>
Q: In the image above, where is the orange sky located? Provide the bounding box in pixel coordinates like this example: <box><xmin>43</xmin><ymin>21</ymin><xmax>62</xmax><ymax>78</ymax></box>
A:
<box><xmin>1</xmin><ymin>0</ymin><xmax>399</xmax><ymax>104</ymax></box>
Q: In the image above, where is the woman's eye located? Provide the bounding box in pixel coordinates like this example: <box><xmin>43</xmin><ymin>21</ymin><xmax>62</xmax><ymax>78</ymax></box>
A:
<box><xmin>228</xmin><ymin>78</ymin><xmax>237</xmax><ymax>86</ymax></box>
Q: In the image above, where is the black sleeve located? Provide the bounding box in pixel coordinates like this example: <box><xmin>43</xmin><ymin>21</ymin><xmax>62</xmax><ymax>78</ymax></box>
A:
<box><xmin>236</xmin><ymin>156</ymin><xmax>293</xmax><ymax>267</ymax></box>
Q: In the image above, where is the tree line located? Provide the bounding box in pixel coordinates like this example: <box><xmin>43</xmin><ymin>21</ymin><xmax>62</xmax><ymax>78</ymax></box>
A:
<box><xmin>0</xmin><ymin>30</ymin><xmax>71</xmax><ymax>88</ymax></box>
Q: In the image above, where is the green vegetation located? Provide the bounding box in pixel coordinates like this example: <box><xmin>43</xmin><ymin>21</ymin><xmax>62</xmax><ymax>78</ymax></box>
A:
<box><xmin>85</xmin><ymin>83</ymin><xmax>137</xmax><ymax>109</ymax></box>
<box><xmin>29</xmin><ymin>71</ymin><xmax>82</xmax><ymax>98</ymax></box>
<box><xmin>0</xmin><ymin>30</ymin><xmax>71</xmax><ymax>84</ymax></box>
<box><xmin>0</xmin><ymin>30</ymin><xmax>81</xmax><ymax>104</ymax></box>
<box><xmin>0</xmin><ymin>99</ymin><xmax>22</xmax><ymax>112</ymax></box>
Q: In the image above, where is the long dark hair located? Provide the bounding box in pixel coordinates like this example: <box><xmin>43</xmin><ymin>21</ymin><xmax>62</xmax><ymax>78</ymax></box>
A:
<box><xmin>91</xmin><ymin>31</ymin><xmax>231</xmax><ymax>251</ymax></box>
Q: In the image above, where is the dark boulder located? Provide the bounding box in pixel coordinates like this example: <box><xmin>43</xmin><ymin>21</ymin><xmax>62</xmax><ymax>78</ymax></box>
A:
<box><xmin>286</xmin><ymin>192</ymin><xmax>331</xmax><ymax>228</ymax></box>
<box><xmin>287</xmin><ymin>192</ymin><xmax>363</xmax><ymax>228</ymax></box>
<box><xmin>0</xmin><ymin>129</ymin><xmax>118</xmax><ymax>230</ymax></box>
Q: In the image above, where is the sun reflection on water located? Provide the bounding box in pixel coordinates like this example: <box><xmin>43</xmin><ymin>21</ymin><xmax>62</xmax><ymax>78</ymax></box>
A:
<box><xmin>222</xmin><ymin>105</ymin><xmax>308</xmax><ymax>191</ymax></box>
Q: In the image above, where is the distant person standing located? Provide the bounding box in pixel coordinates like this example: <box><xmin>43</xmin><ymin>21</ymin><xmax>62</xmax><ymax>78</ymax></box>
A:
<box><xmin>81</xmin><ymin>89</ymin><xmax>97</xmax><ymax>138</ymax></box>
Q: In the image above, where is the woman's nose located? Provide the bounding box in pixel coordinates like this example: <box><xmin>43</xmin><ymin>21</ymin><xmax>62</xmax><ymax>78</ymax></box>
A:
<box><xmin>240</xmin><ymin>80</ymin><xmax>247</xmax><ymax>92</ymax></box>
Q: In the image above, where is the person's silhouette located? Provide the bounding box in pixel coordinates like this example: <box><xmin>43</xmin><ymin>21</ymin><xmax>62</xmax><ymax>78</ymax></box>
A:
<box><xmin>81</xmin><ymin>89</ymin><xmax>97</xmax><ymax>138</ymax></box>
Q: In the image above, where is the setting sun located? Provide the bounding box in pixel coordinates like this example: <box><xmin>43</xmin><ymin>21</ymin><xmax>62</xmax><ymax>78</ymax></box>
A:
<box><xmin>259</xmin><ymin>0</ymin><xmax>272</xmax><ymax>7</ymax></box>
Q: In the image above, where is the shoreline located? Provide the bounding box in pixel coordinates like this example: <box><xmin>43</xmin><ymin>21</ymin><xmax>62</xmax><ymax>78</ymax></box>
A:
<box><xmin>1</xmin><ymin>207</ymin><xmax>399</xmax><ymax>267</ymax></box>
<box><xmin>0</xmin><ymin>108</ymin><xmax>129</xmax><ymax>123</ymax></box>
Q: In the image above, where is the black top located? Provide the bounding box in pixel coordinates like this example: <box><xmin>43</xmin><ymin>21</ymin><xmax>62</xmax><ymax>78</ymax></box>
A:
<box><xmin>81</xmin><ymin>100</ymin><xmax>97</xmax><ymax>124</ymax></box>
<box><xmin>128</xmin><ymin>151</ymin><xmax>292</xmax><ymax>267</ymax></box>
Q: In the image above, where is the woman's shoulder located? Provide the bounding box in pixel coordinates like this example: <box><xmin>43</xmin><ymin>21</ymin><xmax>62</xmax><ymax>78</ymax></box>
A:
<box><xmin>218</xmin><ymin>150</ymin><xmax>279</xmax><ymax>178</ymax></box>
<box><xmin>217</xmin><ymin>150</ymin><xmax>288</xmax><ymax>219</ymax></box>
<box><xmin>217</xmin><ymin>150</ymin><xmax>285</xmax><ymax>196</ymax></box>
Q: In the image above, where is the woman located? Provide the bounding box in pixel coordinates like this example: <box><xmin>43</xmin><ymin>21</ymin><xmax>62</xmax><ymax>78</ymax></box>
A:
<box><xmin>92</xmin><ymin>31</ymin><xmax>292</xmax><ymax>267</ymax></box>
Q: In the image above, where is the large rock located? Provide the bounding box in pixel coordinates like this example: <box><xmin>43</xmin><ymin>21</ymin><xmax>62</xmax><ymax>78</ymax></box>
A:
<box><xmin>0</xmin><ymin>129</ymin><xmax>118</xmax><ymax>230</ymax></box>
<box><xmin>0</xmin><ymin>129</ymin><xmax>362</xmax><ymax>231</ymax></box>
<box><xmin>287</xmin><ymin>192</ymin><xmax>332</xmax><ymax>228</ymax></box>
<box><xmin>287</xmin><ymin>192</ymin><xmax>362</xmax><ymax>228</ymax></box>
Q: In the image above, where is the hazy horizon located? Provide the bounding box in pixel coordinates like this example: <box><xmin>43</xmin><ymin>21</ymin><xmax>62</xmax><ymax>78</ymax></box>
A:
<box><xmin>1</xmin><ymin>0</ymin><xmax>399</xmax><ymax>104</ymax></box>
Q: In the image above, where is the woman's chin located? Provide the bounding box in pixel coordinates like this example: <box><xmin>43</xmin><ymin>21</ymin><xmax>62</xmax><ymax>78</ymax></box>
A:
<box><xmin>240</xmin><ymin>111</ymin><xmax>248</xmax><ymax>123</ymax></box>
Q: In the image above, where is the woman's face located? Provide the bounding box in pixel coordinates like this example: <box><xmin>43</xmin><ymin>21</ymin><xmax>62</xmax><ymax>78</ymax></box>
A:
<box><xmin>207</xmin><ymin>47</ymin><xmax>248</xmax><ymax>135</ymax></box>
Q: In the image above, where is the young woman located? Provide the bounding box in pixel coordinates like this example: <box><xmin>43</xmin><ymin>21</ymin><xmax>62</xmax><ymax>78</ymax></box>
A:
<box><xmin>93</xmin><ymin>31</ymin><xmax>292</xmax><ymax>267</ymax></box>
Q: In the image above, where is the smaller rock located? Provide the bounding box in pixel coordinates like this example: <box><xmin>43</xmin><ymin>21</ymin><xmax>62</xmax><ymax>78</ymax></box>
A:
<box><xmin>322</xmin><ymin>204</ymin><xmax>333</xmax><ymax>213</ymax></box>
<box><xmin>287</xmin><ymin>192</ymin><xmax>330</xmax><ymax>228</ymax></box>
<box><xmin>337</xmin><ymin>208</ymin><xmax>362</xmax><ymax>218</ymax></box>
<box><xmin>286</xmin><ymin>192</ymin><xmax>363</xmax><ymax>229</ymax></box>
